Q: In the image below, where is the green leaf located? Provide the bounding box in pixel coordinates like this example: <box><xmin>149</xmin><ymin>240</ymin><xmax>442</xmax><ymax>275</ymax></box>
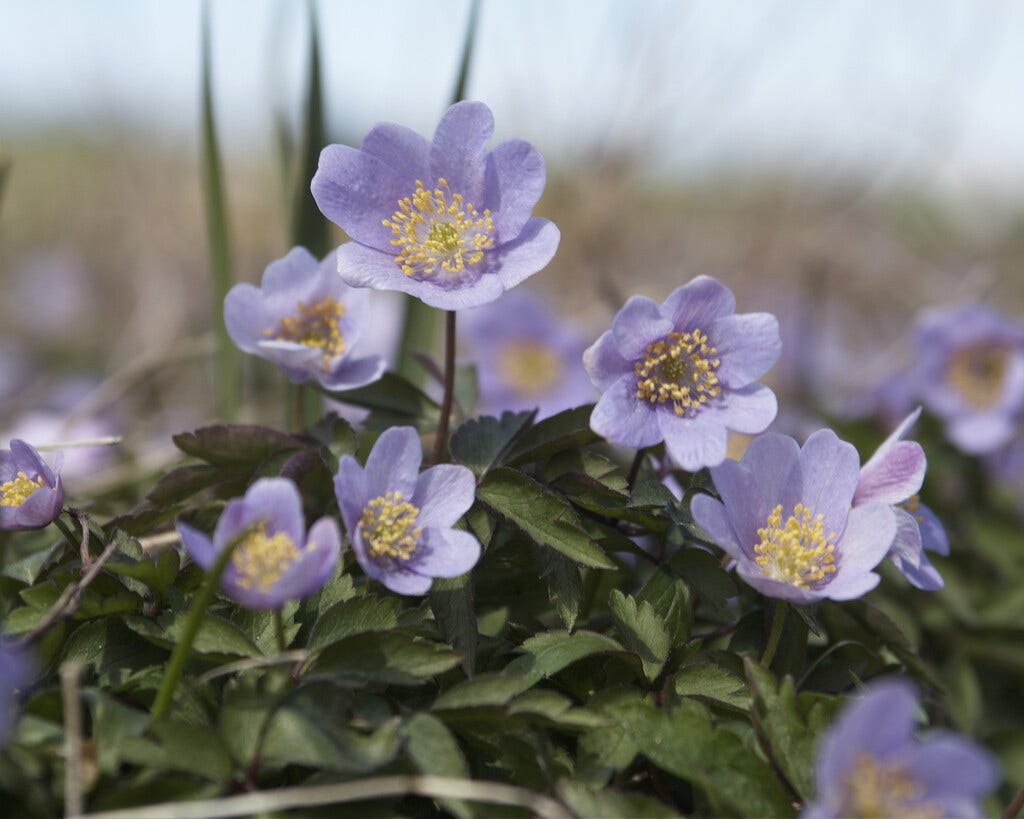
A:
<box><xmin>637</xmin><ymin>566</ymin><xmax>693</xmax><ymax>645</ymax></box>
<box><xmin>308</xmin><ymin>631</ymin><xmax>462</xmax><ymax>684</ymax></box>
<box><xmin>401</xmin><ymin>713</ymin><xmax>474</xmax><ymax>819</ymax></box>
<box><xmin>433</xmin><ymin>673</ymin><xmax>530</xmax><ymax>710</ymax></box>
<box><xmin>506</xmin><ymin>689</ymin><xmax>611</xmax><ymax>730</ymax></box>
<box><xmin>745</xmin><ymin>657</ymin><xmax>840</xmax><ymax>801</ymax></box>
<box><xmin>145</xmin><ymin>464</ymin><xmax>228</xmax><ymax>505</ymax></box>
<box><xmin>670</xmin><ymin>547</ymin><xmax>736</xmax><ymax>618</ymax></box>
<box><xmin>307</xmin><ymin>595</ymin><xmax>405</xmax><ymax>652</ymax></box>
<box><xmin>504</xmin><ymin>629</ymin><xmax>625</xmax><ymax>685</ymax></box>
<box><xmin>557</xmin><ymin>779</ymin><xmax>678</xmax><ymax>819</ymax></box>
<box><xmin>103</xmin><ymin>532</ymin><xmax>180</xmax><ymax>600</ymax></box>
<box><xmin>476</xmin><ymin>467</ymin><xmax>616</xmax><ymax>570</ymax></box>
<box><xmin>319</xmin><ymin>372</ymin><xmax>440</xmax><ymax>429</ymax></box>
<box><xmin>673</xmin><ymin>663</ymin><xmax>750</xmax><ymax>711</ymax></box>
<box><xmin>610</xmin><ymin>697</ymin><xmax>795</xmax><ymax>817</ymax></box>
<box><xmin>504</xmin><ymin>404</ymin><xmax>599</xmax><ymax>466</ymax></box>
<box><xmin>534</xmin><ymin>545</ymin><xmax>584</xmax><ymax>631</ymax></box>
<box><xmin>430</xmin><ymin>573</ymin><xmax>478</xmax><ymax>675</ymax></box>
<box><xmin>63</xmin><ymin>617</ymin><xmax>167</xmax><ymax>688</ymax></box>
<box><xmin>122</xmin><ymin>612</ymin><xmax>261</xmax><ymax>660</ymax></box>
<box><xmin>173</xmin><ymin>424</ymin><xmax>308</xmax><ymax>466</ymax></box>
<box><xmin>450</xmin><ymin>410</ymin><xmax>536</xmax><ymax>477</ymax></box>
<box><xmin>608</xmin><ymin>590</ymin><xmax>670</xmax><ymax>681</ymax></box>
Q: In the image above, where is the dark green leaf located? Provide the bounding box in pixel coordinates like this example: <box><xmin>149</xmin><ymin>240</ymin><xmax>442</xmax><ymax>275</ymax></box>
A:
<box><xmin>557</xmin><ymin>779</ymin><xmax>678</xmax><ymax>819</ymax></box>
<box><xmin>401</xmin><ymin>713</ymin><xmax>474</xmax><ymax>819</ymax></box>
<box><xmin>673</xmin><ymin>663</ymin><xmax>750</xmax><ymax>711</ymax></box>
<box><xmin>433</xmin><ymin>673</ymin><xmax>530</xmax><ymax>710</ymax></box>
<box><xmin>504</xmin><ymin>404</ymin><xmax>599</xmax><ymax>466</ymax></box>
<box><xmin>307</xmin><ymin>595</ymin><xmax>405</xmax><ymax>651</ymax></box>
<box><xmin>122</xmin><ymin>612</ymin><xmax>261</xmax><ymax>660</ymax></box>
<box><xmin>476</xmin><ymin>467</ymin><xmax>616</xmax><ymax>569</ymax></box>
<box><xmin>430</xmin><ymin>573</ymin><xmax>477</xmax><ymax>675</ymax></box>
<box><xmin>504</xmin><ymin>629</ymin><xmax>625</xmax><ymax>685</ymax></box>
<box><xmin>670</xmin><ymin>547</ymin><xmax>736</xmax><ymax>619</ymax></box>
<box><xmin>308</xmin><ymin>631</ymin><xmax>461</xmax><ymax>684</ymax></box>
<box><xmin>637</xmin><ymin>566</ymin><xmax>693</xmax><ymax>645</ymax></box>
<box><xmin>534</xmin><ymin>544</ymin><xmax>584</xmax><ymax>631</ymax></box>
<box><xmin>450</xmin><ymin>410</ymin><xmax>536</xmax><ymax>477</ymax></box>
<box><xmin>173</xmin><ymin>424</ymin><xmax>308</xmax><ymax>466</ymax></box>
<box><xmin>609</xmin><ymin>590</ymin><xmax>670</xmax><ymax>681</ymax></box>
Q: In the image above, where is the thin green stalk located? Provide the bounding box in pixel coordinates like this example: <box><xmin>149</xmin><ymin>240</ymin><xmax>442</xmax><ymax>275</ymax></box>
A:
<box><xmin>52</xmin><ymin>515</ymin><xmax>80</xmax><ymax>553</ymax></box>
<box><xmin>201</xmin><ymin>1</ymin><xmax>238</xmax><ymax>422</ymax></box>
<box><xmin>760</xmin><ymin>601</ymin><xmax>788</xmax><ymax>669</ymax></box>
<box><xmin>150</xmin><ymin>536</ymin><xmax>242</xmax><ymax>723</ymax></box>
<box><xmin>626</xmin><ymin>447</ymin><xmax>648</xmax><ymax>492</ymax></box>
<box><xmin>273</xmin><ymin>610</ymin><xmax>288</xmax><ymax>653</ymax></box>
<box><xmin>431</xmin><ymin>311</ymin><xmax>457</xmax><ymax>466</ymax></box>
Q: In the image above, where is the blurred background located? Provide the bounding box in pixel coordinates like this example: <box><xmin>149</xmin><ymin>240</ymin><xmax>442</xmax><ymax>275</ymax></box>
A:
<box><xmin>2</xmin><ymin>0</ymin><xmax>1024</xmax><ymax>496</ymax></box>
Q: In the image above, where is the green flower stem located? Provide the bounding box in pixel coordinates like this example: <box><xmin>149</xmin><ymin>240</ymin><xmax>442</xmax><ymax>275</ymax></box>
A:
<box><xmin>626</xmin><ymin>447</ymin><xmax>649</xmax><ymax>492</ymax></box>
<box><xmin>274</xmin><ymin>609</ymin><xmax>288</xmax><ymax>653</ymax></box>
<box><xmin>52</xmin><ymin>514</ymin><xmax>81</xmax><ymax>553</ymax></box>
<box><xmin>431</xmin><ymin>310</ymin><xmax>457</xmax><ymax>466</ymax></box>
<box><xmin>150</xmin><ymin>536</ymin><xmax>242</xmax><ymax>723</ymax></box>
<box><xmin>760</xmin><ymin>601</ymin><xmax>788</xmax><ymax>668</ymax></box>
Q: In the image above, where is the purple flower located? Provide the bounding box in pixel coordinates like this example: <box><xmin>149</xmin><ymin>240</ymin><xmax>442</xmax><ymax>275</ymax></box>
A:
<box><xmin>225</xmin><ymin>247</ymin><xmax>386</xmax><ymax>391</ymax></box>
<box><xmin>459</xmin><ymin>290</ymin><xmax>592</xmax><ymax>418</ymax></box>
<box><xmin>913</xmin><ymin>303</ymin><xmax>1024</xmax><ymax>455</ymax></box>
<box><xmin>691</xmin><ymin>430</ymin><xmax>897</xmax><ymax>603</ymax></box>
<box><xmin>0</xmin><ymin>642</ymin><xmax>34</xmax><ymax>748</ymax></box>
<box><xmin>176</xmin><ymin>478</ymin><xmax>341</xmax><ymax>610</ymax></box>
<box><xmin>0</xmin><ymin>439</ymin><xmax>63</xmax><ymax>531</ymax></box>
<box><xmin>583</xmin><ymin>276</ymin><xmax>781</xmax><ymax>471</ymax></box>
<box><xmin>334</xmin><ymin>426</ymin><xmax>481</xmax><ymax>595</ymax></box>
<box><xmin>311</xmin><ymin>101</ymin><xmax>560</xmax><ymax>310</ymax></box>
<box><xmin>854</xmin><ymin>408</ymin><xmax>948</xmax><ymax>591</ymax></box>
<box><xmin>803</xmin><ymin>678</ymin><xmax>998</xmax><ymax>818</ymax></box>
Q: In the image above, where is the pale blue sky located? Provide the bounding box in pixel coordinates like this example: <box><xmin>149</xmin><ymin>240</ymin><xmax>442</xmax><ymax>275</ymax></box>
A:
<box><xmin>2</xmin><ymin>0</ymin><xmax>1024</xmax><ymax>198</ymax></box>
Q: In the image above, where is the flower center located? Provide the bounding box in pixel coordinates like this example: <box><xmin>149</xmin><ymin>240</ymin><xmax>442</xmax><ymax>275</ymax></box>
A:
<box><xmin>899</xmin><ymin>493</ymin><xmax>926</xmax><ymax>524</ymax></box>
<box><xmin>383</xmin><ymin>178</ymin><xmax>495</xmax><ymax>278</ymax></box>
<box><xmin>842</xmin><ymin>753</ymin><xmax>941</xmax><ymax>818</ymax></box>
<box><xmin>266</xmin><ymin>296</ymin><xmax>346</xmax><ymax>372</ymax></box>
<box><xmin>359</xmin><ymin>491</ymin><xmax>422</xmax><ymax>561</ymax></box>
<box><xmin>497</xmin><ymin>341</ymin><xmax>563</xmax><ymax>397</ymax></box>
<box><xmin>635</xmin><ymin>329</ymin><xmax>722</xmax><ymax>416</ymax></box>
<box><xmin>0</xmin><ymin>471</ymin><xmax>46</xmax><ymax>508</ymax></box>
<box><xmin>232</xmin><ymin>524</ymin><xmax>301</xmax><ymax>592</ymax></box>
<box><xmin>754</xmin><ymin>503</ymin><xmax>837</xmax><ymax>589</ymax></box>
<box><xmin>946</xmin><ymin>343</ymin><xmax>1010</xmax><ymax>409</ymax></box>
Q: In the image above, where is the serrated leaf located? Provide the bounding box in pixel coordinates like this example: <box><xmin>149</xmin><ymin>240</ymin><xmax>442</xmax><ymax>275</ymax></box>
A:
<box><xmin>745</xmin><ymin>657</ymin><xmax>840</xmax><ymax>800</ymax></box>
<box><xmin>476</xmin><ymin>467</ymin><xmax>616</xmax><ymax>570</ymax></box>
<box><xmin>122</xmin><ymin>612</ymin><xmax>261</xmax><ymax>660</ymax></box>
<box><xmin>307</xmin><ymin>595</ymin><xmax>404</xmax><ymax>652</ymax></box>
<box><xmin>173</xmin><ymin>424</ymin><xmax>307</xmax><ymax>466</ymax></box>
<box><xmin>673</xmin><ymin>663</ymin><xmax>750</xmax><ymax>711</ymax></box>
<box><xmin>63</xmin><ymin>617</ymin><xmax>167</xmax><ymax>688</ymax></box>
<box><xmin>609</xmin><ymin>590</ymin><xmax>670</xmax><ymax>681</ymax></box>
<box><xmin>637</xmin><ymin>566</ymin><xmax>693</xmax><ymax>645</ymax></box>
<box><xmin>308</xmin><ymin>631</ymin><xmax>461</xmax><ymax>684</ymax></box>
<box><xmin>430</xmin><ymin>573</ymin><xmax>477</xmax><ymax>675</ymax></box>
<box><xmin>610</xmin><ymin>697</ymin><xmax>795</xmax><ymax>818</ymax></box>
<box><xmin>450</xmin><ymin>410</ymin><xmax>536</xmax><ymax>477</ymax></box>
<box><xmin>504</xmin><ymin>629</ymin><xmax>625</xmax><ymax>685</ymax></box>
<box><xmin>534</xmin><ymin>544</ymin><xmax>584</xmax><ymax>631</ymax></box>
<box><xmin>504</xmin><ymin>404</ymin><xmax>599</xmax><ymax>465</ymax></box>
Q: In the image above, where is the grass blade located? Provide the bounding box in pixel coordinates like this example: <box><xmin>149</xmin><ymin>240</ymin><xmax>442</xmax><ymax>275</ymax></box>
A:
<box><xmin>201</xmin><ymin>1</ymin><xmax>239</xmax><ymax>422</ymax></box>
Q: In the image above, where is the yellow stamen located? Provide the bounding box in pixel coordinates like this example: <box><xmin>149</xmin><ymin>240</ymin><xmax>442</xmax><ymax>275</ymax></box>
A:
<box><xmin>899</xmin><ymin>493</ymin><xmax>926</xmax><ymax>524</ymax></box>
<box><xmin>232</xmin><ymin>523</ymin><xmax>300</xmax><ymax>592</ymax></box>
<box><xmin>383</xmin><ymin>178</ymin><xmax>495</xmax><ymax>278</ymax></box>
<box><xmin>359</xmin><ymin>490</ymin><xmax>422</xmax><ymax>561</ymax></box>
<box><xmin>635</xmin><ymin>328</ymin><xmax>722</xmax><ymax>416</ymax></box>
<box><xmin>946</xmin><ymin>343</ymin><xmax>1010</xmax><ymax>409</ymax></box>
<box><xmin>842</xmin><ymin>753</ymin><xmax>941</xmax><ymax>818</ymax></box>
<box><xmin>266</xmin><ymin>296</ymin><xmax>346</xmax><ymax>372</ymax></box>
<box><xmin>497</xmin><ymin>341</ymin><xmax>563</xmax><ymax>397</ymax></box>
<box><xmin>0</xmin><ymin>471</ymin><xmax>46</xmax><ymax>508</ymax></box>
<box><xmin>754</xmin><ymin>503</ymin><xmax>837</xmax><ymax>590</ymax></box>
